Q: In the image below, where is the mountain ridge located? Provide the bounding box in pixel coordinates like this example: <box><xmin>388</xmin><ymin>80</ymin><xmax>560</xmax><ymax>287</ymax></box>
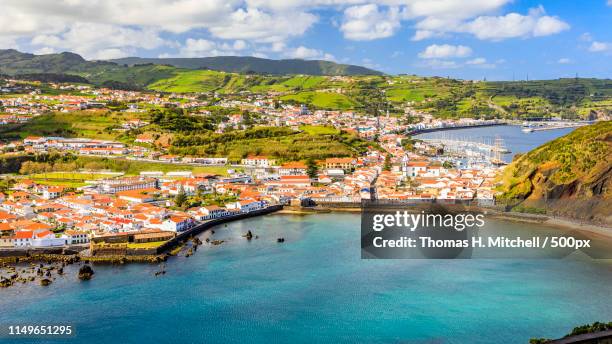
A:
<box><xmin>0</xmin><ymin>49</ymin><xmax>382</xmax><ymax>77</ymax></box>
<box><xmin>108</xmin><ymin>55</ymin><xmax>383</xmax><ymax>76</ymax></box>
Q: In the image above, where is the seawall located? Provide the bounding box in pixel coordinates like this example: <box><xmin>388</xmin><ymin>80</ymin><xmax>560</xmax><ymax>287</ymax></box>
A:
<box><xmin>155</xmin><ymin>205</ymin><xmax>284</xmax><ymax>255</ymax></box>
<box><xmin>407</xmin><ymin>122</ymin><xmax>507</xmax><ymax>136</ymax></box>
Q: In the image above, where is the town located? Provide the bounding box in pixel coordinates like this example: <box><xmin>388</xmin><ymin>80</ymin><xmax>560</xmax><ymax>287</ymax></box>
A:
<box><xmin>0</xmin><ymin>76</ymin><xmax>597</xmax><ymax>253</ymax></box>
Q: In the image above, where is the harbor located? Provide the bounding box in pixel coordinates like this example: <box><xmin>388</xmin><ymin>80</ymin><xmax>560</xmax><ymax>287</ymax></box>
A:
<box><xmin>414</xmin><ymin>125</ymin><xmax>577</xmax><ymax>164</ymax></box>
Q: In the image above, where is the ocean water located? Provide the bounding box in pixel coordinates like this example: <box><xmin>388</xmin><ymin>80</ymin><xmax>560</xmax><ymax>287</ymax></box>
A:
<box><xmin>414</xmin><ymin>125</ymin><xmax>575</xmax><ymax>162</ymax></box>
<box><xmin>1</xmin><ymin>213</ymin><xmax>611</xmax><ymax>344</ymax></box>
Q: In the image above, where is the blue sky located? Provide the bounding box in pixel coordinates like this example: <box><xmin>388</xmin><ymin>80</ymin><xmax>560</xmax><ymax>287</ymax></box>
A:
<box><xmin>1</xmin><ymin>0</ymin><xmax>611</xmax><ymax>80</ymax></box>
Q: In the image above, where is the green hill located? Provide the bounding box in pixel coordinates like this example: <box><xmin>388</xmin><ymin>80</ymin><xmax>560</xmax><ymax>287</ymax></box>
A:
<box><xmin>1</xmin><ymin>49</ymin><xmax>611</xmax><ymax>118</ymax></box>
<box><xmin>109</xmin><ymin>56</ymin><xmax>382</xmax><ymax>76</ymax></box>
<box><xmin>498</xmin><ymin>121</ymin><xmax>612</xmax><ymax>223</ymax></box>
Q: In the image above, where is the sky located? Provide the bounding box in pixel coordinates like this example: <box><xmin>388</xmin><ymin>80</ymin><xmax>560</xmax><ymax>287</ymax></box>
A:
<box><xmin>1</xmin><ymin>0</ymin><xmax>611</xmax><ymax>80</ymax></box>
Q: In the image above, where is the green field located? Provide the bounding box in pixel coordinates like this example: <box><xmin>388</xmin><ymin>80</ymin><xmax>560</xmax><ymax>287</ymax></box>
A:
<box><xmin>299</xmin><ymin>125</ymin><xmax>340</xmax><ymax>135</ymax></box>
<box><xmin>280</xmin><ymin>91</ymin><xmax>356</xmax><ymax>109</ymax></box>
<box><xmin>170</xmin><ymin>126</ymin><xmax>374</xmax><ymax>162</ymax></box>
<box><xmin>148</xmin><ymin>70</ymin><xmax>231</xmax><ymax>93</ymax></box>
<box><xmin>0</xmin><ymin>110</ymin><xmax>145</xmax><ymax>141</ymax></box>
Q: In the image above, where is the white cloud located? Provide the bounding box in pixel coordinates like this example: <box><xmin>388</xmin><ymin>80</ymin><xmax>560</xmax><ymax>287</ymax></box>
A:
<box><xmin>418</xmin><ymin>59</ymin><xmax>460</xmax><ymax>69</ymax></box>
<box><xmin>233</xmin><ymin>40</ymin><xmax>247</xmax><ymax>50</ymax></box>
<box><xmin>29</xmin><ymin>23</ymin><xmax>167</xmax><ymax>59</ymax></box>
<box><xmin>418</xmin><ymin>44</ymin><xmax>472</xmax><ymax>59</ymax></box>
<box><xmin>608</xmin><ymin>0</ymin><xmax>612</xmax><ymax>6</ymax></box>
<box><xmin>0</xmin><ymin>0</ymin><xmax>573</xmax><ymax>59</ymax></box>
<box><xmin>284</xmin><ymin>46</ymin><xmax>335</xmax><ymax>61</ymax></box>
<box><xmin>208</xmin><ymin>7</ymin><xmax>317</xmax><ymax>43</ymax></box>
<box><xmin>459</xmin><ymin>7</ymin><xmax>569</xmax><ymax>41</ymax></box>
<box><xmin>466</xmin><ymin>57</ymin><xmax>497</xmax><ymax>68</ymax></box>
<box><xmin>32</xmin><ymin>46</ymin><xmax>56</xmax><ymax>55</ymax></box>
<box><xmin>589</xmin><ymin>41</ymin><xmax>611</xmax><ymax>52</ymax></box>
<box><xmin>419</xmin><ymin>56</ymin><xmax>499</xmax><ymax>70</ymax></box>
<box><xmin>580</xmin><ymin>32</ymin><xmax>593</xmax><ymax>42</ymax></box>
<box><xmin>340</xmin><ymin>4</ymin><xmax>400</xmax><ymax>41</ymax></box>
<box><xmin>251</xmin><ymin>52</ymin><xmax>268</xmax><ymax>59</ymax></box>
<box><xmin>466</xmin><ymin>57</ymin><xmax>486</xmax><ymax>65</ymax></box>
<box><xmin>178</xmin><ymin>38</ymin><xmax>253</xmax><ymax>57</ymax></box>
<box><xmin>557</xmin><ymin>57</ymin><xmax>571</xmax><ymax>64</ymax></box>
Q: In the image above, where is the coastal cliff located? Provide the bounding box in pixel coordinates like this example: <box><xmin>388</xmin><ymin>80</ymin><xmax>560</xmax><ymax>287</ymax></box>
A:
<box><xmin>498</xmin><ymin>121</ymin><xmax>612</xmax><ymax>224</ymax></box>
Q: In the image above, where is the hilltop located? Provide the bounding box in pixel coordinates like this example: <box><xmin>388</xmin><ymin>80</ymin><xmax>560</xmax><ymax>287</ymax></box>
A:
<box><xmin>0</xmin><ymin>49</ymin><xmax>380</xmax><ymax>79</ymax></box>
<box><xmin>498</xmin><ymin>121</ymin><xmax>612</xmax><ymax>223</ymax></box>
<box><xmin>109</xmin><ymin>56</ymin><xmax>382</xmax><ymax>76</ymax></box>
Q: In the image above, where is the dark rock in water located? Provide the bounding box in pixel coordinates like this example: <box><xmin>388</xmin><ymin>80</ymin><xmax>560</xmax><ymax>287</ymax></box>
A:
<box><xmin>210</xmin><ymin>240</ymin><xmax>224</xmax><ymax>245</ymax></box>
<box><xmin>277</xmin><ymin>237</ymin><xmax>285</xmax><ymax>243</ymax></box>
<box><xmin>78</xmin><ymin>265</ymin><xmax>95</xmax><ymax>281</ymax></box>
<box><xmin>57</xmin><ymin>268</ymin><xmax>64</xmax><ymax>275</ymax></box>
<box><xmin>40</xmin><ymin>278</ymin><xmax>52</xmax><ymax>286</ymax></box>
<box><xmin>205</xmin><ymin>238</ymin><xmax>210</xmax><ymax>243</ymax></box>
<box><xmin>0</xmin><ymin>277</ymin><xmax>12</xmax><ymax>288</ymax></box>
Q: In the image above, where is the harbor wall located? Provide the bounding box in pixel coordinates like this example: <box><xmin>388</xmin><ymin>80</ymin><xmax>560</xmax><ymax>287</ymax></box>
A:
<box><xmin>0</xmin><ymin>247</ymin><xmax>83</xmax><ymax>258</ymax></box>
<box><xmin>408</xmin><ymin>123</ymin><xmax>507</xmax><ymax>136</ymax></box>
<box><xmin>154</xmin><ymin>205</ymin><xmax>283</xmax><ymax>254</ymax></box>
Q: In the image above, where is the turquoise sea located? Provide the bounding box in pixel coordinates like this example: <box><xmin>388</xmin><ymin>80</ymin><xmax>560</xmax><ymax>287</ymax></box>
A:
<box><xmin>1</xmin><ymin>213</ymin><xmax>611</xmax><ymax>344</ymax></box>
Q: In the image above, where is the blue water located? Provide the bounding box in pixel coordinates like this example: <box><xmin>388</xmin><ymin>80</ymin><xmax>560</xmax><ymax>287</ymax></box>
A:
<box><xmin>415</xmin><ymin>125</ymin><xmax>575</xmax><ymax>162</ymax></box>
<box><xmin>1</xmin><ymin>213</ymin><xmax>611</xmax><ymax>344</ymax></box>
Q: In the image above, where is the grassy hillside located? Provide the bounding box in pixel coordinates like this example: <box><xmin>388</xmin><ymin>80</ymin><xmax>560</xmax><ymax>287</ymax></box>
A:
<box><xmin>498</xmin><ymin>121</ymin><xmax>612</xmax><ymax>222</ymax></box>
<box><xmin>169</xmin><ymin>125</ymin><xmax>374</xmax><ymax>162</ymax></box>
<box><xmin>0</xmin><ymin>110</ymin><xmax>144</xmax><ymax>141</ymax></box>
<box><xmin>2</xmin><ymin>49</ymin><xmax>611</xmax><ymax>118</ymax></box>
<box><xmin>109</xmin><ymin>56</ymin><xmax>382</xmax><ymax>76</ymax></box>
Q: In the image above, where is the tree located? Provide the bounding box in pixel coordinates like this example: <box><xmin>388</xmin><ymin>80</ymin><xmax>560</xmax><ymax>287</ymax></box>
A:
<box><xmin>383</xmin><ymin>155</ymin><xmax>392</xmax><ymax>171</ymax></box>
<box><xmin>442</xmin><ymin>161</ymin><xmax>455</xmax><ymax>169</ymax></box>
<box><xmin>306</xmin><ymin>158</ymin><xmax>319</xmax><ymax>179</ymax></box>
<box><xmin>174</xmin><ymin>185</ymin><xmax>188</xmax><ymax>208</ymax></box>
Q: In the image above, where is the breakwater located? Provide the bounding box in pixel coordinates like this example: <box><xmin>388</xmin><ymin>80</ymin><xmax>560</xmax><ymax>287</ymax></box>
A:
<box><xmin>407</xmin><ymin>122</ymin><xmax>507</xmax><ymax>135</ymax></box>
<box><xmin>155</xmin><ymin>205</ymin><xmax>283</xmax><ymax>255</ymax></box>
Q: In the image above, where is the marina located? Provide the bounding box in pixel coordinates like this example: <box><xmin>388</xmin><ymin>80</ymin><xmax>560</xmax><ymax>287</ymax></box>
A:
<box><xmin>414</xmin><ymin>125</ymin><xmax>576</xmax><ymax>163</ymax></box>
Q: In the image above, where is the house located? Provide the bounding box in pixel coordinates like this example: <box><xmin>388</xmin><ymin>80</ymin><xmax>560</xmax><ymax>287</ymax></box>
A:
<box><xmin>32</xmin><ymin>230</ymin><xmax>66</xmax><ymax>247</ymax></box>
<box><xmin>279</xmin><ymin>162</ymin><xmax>307</xmax><ymax>176</ymax></box>
<box><xmin>162</xmin><ymin>216</ymin><xmax>195</xmax><ymax>232</ymax></box>
<box><xmin>189</xmin><ymin>205</ymin><xmax>230</xmax><ymax>220</ymax></box>
<box><xmin>134</xmin><ymin>133</ymin><xmax>155</xmax><ymax>144</ymax></box>
<box><xmin>405</xmin><ymin>161</ymin><xmax>429</xmax><ymax>177</ymax></box>
<box><xmin>241</xmin><ymin>155</ymin><xmax>276</xmax><ymax>167</ymax></box>
<box><xmin>64</xmin><ymin>230</ymin><xmax>90</xmax><ymax>244</ymax></box>
<box><xmin>43</xmin><ymin>186</ymin><xmax>64</xmax><ymax>200</ymax></box>
<box><xmin>0</xmin><ymin>236</ymin><xmax>13</xmax><ymax>248</ymax></box>
<box><xmin>226</xmin><ymin>199</ymin><xmax>265</xmax><ymax>213</ymax></box>
<box><xmin>278</xmin><ymin>175</ymin><xmax>311</xmax><ymax>187</ymax></box>
<box><xmin>12</xmin><ymin>230</ymin><xmax>33</xmax><ymax>247</ymax></box>
<box><xmin>0</xmin><ymin>222</ymin><xmax>14</xmax><ymax>237</ymax></box>
<box><xmin>117</xmin><ymin>189</ymin><xmax>159</xmax><ymax>203</ymax></box>
<box><xmin>324</xmin><ymin>158</ymin><xmax>355</xmax><ymax>171</ymax></box>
